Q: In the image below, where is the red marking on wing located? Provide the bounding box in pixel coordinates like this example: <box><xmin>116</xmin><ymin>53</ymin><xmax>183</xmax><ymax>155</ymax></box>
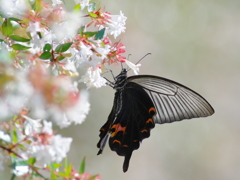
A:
<box><xmin>146</xmin><ymin>118</ymin><xmax>154</xmax><ymax>124</ymax></box>
<box><xmin>141</xmin><ymin>129</ymin><xmax>148</xmax><ymax>133</ymax></box>
<box><xmin>111</xmin><ymin>123</ymin><xmax>126</xmax><ymax>137</ymax></box>
<box><xmin>149</xmin><ymin>107</ymin><xmax>156</xmax><ymax>114</ymax></box>
<box><xmin>113</xmin><ymin>140</ymin><xmax>121</xmax><ymax>144</ymax></box>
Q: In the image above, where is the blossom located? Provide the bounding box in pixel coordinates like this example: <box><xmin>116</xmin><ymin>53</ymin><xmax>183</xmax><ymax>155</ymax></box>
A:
<box><xmin>0</xmin><ymin>0</ymin><xmax>28</xmax><ymax>18</ymax></box>
<box><xmin>52</xmin><ymin>0</ymin><xmax>63</xmax><ymax>6</ymax></box>
<box><xmin>106</xmin><ymin>11</ymin><xmax>127</xmax><ymax>38</ymax></box>
<box><xmin>12</xmin><ymin>165</ymin><xmax>29</xmax><ymax>176</ymax></box>
<box><xmin>80</xmin><ymin>67</ymin><xmax>107</xmax><ymax>89</ymax></box>
<box><xmin>49</xmin><ymin>90</ymin><xmax>90</xmax><ymax>128</ymax></box>
<box><xmin>26</xmin><ymin>22</ymin><xmax>41</xmax><ymax>33</ymax></box>
<box><xmin>29</xmin><ymin>121</ymin><xmax>73</xmax><ymax>165</ymax></box>
<box><xmin>52</xmin><ymin>12</ymin><xmax>82</xmax><ymax>41</ymax></box>
<box><xmin>74</xmin><ymin>0</ymin><xmax>90</xmax><ymax>10</ymax></box>
<box><xmin>0</xmin><ymin>130</ymin><xmax>11</xmax><ymax>143</ymax></box>
<box><xmin>125</xmin><ymin>60</ymin><xmax>141</xmax><ymax>75</ymax></box>
<box><xmin>64</xmin><ymin>90</ymin><xmax>90</xmax><ymax>125</ymax></box>
<box><xmin>23</xmin><ymin>116</ymin><xmax>42</xmax><ymax>135</ymax></box>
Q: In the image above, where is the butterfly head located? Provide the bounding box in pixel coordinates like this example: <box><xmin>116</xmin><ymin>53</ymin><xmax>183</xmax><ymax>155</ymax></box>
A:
<box><xmin>114</xmin><ymin>68</ymin><xmax>128</xmax><ymax>89</ymax></box>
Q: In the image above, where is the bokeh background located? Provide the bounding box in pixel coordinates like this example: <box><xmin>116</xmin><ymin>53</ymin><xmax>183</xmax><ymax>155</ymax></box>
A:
<box><xmin>3</xmin><ymin>0</ymin><xmax>240</xmax><ymax>179</ymax></box>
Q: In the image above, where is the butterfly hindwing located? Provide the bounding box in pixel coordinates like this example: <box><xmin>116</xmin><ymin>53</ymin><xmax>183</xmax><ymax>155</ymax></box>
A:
<box><xmin>98</xmin><ymin>82</ymin><xmax>156</xmax><ymax>172</ymax></box>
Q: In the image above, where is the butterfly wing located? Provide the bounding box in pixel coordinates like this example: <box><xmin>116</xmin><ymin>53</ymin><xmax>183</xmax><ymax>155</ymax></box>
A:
<box><xmin>97</xmin><ymin>82</ymin><xmax>156</xmax><ymax>172</ymax></box>
<box><xmin>127</xmin><ymin>75</ymin><xmax>214</xmax><ymax>124</ymax></box>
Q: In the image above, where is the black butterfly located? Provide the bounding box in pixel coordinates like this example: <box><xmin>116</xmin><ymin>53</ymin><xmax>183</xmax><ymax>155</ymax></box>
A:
<box><xmin>97</xmin><ymin>68</ymin><xmax>214</xmax><ymax>172</ymax></box>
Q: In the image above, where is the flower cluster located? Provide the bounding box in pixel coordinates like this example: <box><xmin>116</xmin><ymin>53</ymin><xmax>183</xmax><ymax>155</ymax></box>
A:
<box><xmin>0</xmin><ymin>0</ymin><xmax>140</xmax><ymax>179</ymax></box>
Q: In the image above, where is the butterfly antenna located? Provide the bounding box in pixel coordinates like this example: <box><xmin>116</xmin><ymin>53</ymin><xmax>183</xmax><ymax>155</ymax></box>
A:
<box><xmin>104</xmin><ymin>68</ymin><xmax>116</xmax><ymax>80</ymax></box>
<box><xmin>135</xmin><ymin>53</ymin><xmax>151</xmax><ymax>65</ymax></box>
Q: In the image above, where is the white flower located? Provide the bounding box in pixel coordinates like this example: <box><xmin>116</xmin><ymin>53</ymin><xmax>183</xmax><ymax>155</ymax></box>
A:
<box><xmin>42</xmin><ymin>120</ymin><xmax>53</xmax><ymax>134</ymax></box>
<box><xmin>80</xmin><ymin>67</ymin><xmax>107</xmax><ymax>89</ymax></box>
<box><xmin>49</xmin><ymin>135</ymin><xmax>72</xmax><ymax>162</ymax></box>
<box><xmin>48</xmin><ymin>89</ymin><xmax>90</xmax><ymax>128</ymax></box>
<box><xmin>125</xmin><ymin>60</ymin><xmax>141</xmax><ymax>75</ymax></box>
<box><xmin>12</xmin><ymin>165</ymin><xmax>29</xmax><ymax>176</ymax></box>
<box><xmin>30</xmin><ymin>134</ymin><xmax>72</xmax><ymax>165</ymax></box>
<box><xmin>23</xmin><ymin>116</ymin><xmax>42</xmax><ymax>136</ymax></box>
<box><xmin>52</xmin><ymin>12</ymin><xmax>82</xmax><ymax>41</ymax></box>
<box><xmin>0</xmin><ymin>0</ymin><xmax>28</xmax><ymax>18</ymax></box>
<box><xmin>0</xmin><ymin>131</ymin><xmax>11</xmax><ymax>143</ymax></box>
<box><xmin>95</xmin><ymin>45</ymin><xmax>111</xmax><ymax>60</ymax></box>
<box><xmin>52</xmin><ymin>0</ymin><xmax>63</xmax><ymax>6</ymax></box>
<box><xmin>80</xmin><ymin>43</ymin><xmax>93</xmax><ymax>57</ymax></box>
<box><xmin>74</xmin><ymin>0</ymin><xmax>90</xmax><ymax>10</ymax></box>
<box><xmin>26</xmin><ymin>22</ymin><xmax>41</xmax><ymax>33</ymax></box>
<box><xmin>65</xmin><ymin>90</ymin><xmax>90</xmax><ymax>125</ymax></box>
<box><xmin>106</xmin><ymin>11</ymin><xmax>127</xmax><ymax>38</ymax></box>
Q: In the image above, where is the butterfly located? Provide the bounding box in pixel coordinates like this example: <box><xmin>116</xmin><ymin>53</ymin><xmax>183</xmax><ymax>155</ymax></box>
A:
<box><xmin>97</xmin><ymin>68</ymin><xmax>214</xmax><ymax>172</ymax></box>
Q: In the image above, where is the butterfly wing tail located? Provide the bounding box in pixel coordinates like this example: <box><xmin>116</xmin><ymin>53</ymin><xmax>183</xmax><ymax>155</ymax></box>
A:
<box><xmin>123</xmin><ymin>151</ymin><xmax>132</xmax><ymax>172</ymax></box>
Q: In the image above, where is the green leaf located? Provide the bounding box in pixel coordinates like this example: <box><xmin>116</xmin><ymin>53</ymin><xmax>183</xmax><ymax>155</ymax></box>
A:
<box><xmin>79</xmin><ymin>157</ymin><xmax>85</xmax><ymax>174</ymax></box>
<box><xmin>39</xmin><ymin>52</ymin><xmax>51</xmax><ymax>60</ymax></box>
<box><xmin>10</xmin><ymin>174</ymin><xmax>16</xmax><ymax>180</ymax></box>
<box><xmin>2</xmin><ymin>19</ymin><xmax>13</xmax><ymax>36</ymax></box>
<box><xmin>28</xmin><ymin>158</ymin><xmax>36</xmax><ymax>165</ymax></box>
<box><xmin>83</xmin><ymin>32</ymin><xmax>97</xmax><ymax>37</ymax></box>
<box><xmin>55</xmin><ymin>42</ymin><xmax>73</xmax><ymax>53</ymax></box>
<box><xmin>78</xmin><ymin>26</ymin><xmax>85</xmax><ymax>35</ymax></box>
<box><xmin>88</xmin><ymin>12</ymin><xmax>97</xmax><ymax>18</ymax></box>
<box><xmin>31</xmin><ymin>172</ymin><xmax>46</xmax><ymax>180</ymax></box>
<box><xmin>9</xmin><ymin>17</ymin><xmax>21</xmax><ymax>22</ymax></box>
<box><xmin>11</xmin><ymin>44</ymin><xmax>31</xmax><ymax>50</ymax></box>
<box><xmin>51</xmin><ymin>170</ymin><xmax>57</xmax><ymax>180</ymax></box>
<box><xmin>74</xmin><ymin>4</ymin><xmax>81</xmax><ymax>12</ymax></box>
<box><xmin>50</xmin><ymin>163</ymin><xmax>62</xmax><ymax>170</ymax></box>
<box><xmin>9</xmin><ymin>160</ymin><xmax>28</xmax><ymax>168</ymax></box>
<box><xmin>95</xmin><ymin>28</ymin><xmax>105</xmax><ymax>40</ymax></box>
<box><xmin>66</xmin><ymin>163</ymin><xmax>72</xmax><ymax>175</ymax></box>
<box><xmin>9</xmin><ymin>35</ymin><xmax>31</xmax><ymax>42</ymax></box>
<box><xmin>12</xmin><ymin>128</ymin><xmax>18</xmax><ymax>143</ymax></box>
<box><xmin>37</xmin><ymin>32</ymin><xmax>42</xmax><ymax>39</ymax></box>
<box><xmin>89</xmin><ymin>174</ymin><xmax>99</xmax><ymax>180</ymax></box>
<box><xmin>43</xmin><ymin>43</ymin><xmax>52</xmax><ymax>52</ymax></box>
<box><xmin>56</xmin><ymin>55</ymin><xmax>65</xmax><ymax>61</ymax></box>
<box><xmin>49</xmin><ymin>163</ymin><xmax>61</xmax><ymax>180</ymax></box>
<box><xmin>32</xmin><ymin>0</ymin><xmax>42</xmax><ymax>12</ymax></box>
<box><xmin>88</xmin><ymin>3</ymin><xmax>96</xmax><ymax>12</ymax></box>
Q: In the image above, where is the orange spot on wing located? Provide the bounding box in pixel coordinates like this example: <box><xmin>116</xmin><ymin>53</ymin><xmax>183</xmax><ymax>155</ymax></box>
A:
<box><xmin>141</xmin><ymin>129</ymin><xmax>148</xmax><ymax>133</ymax></box>
<box><xmin>113</xmin><ymin>140</ymin><xmax>121</xmax><ymax>144</ymax></box>
<box><xmin>133</xmin><ymin>140</ymin><xmax>138</xmax><ymax>142</ymax></box>
<box><xmin>149</xmin><ymin>107</ymin><xmax>156</xmax><ymax>114</ymax></box>
<box><xmin>146</xmin><ymin>118</ymin><xmax>153</xmax><ymax>124</ymax></box>
<box><xmin>123</xmin><ymin>145</ymin><xmax>128</xmax><ymax>147</ymax></box>
<box><xmin>111</xmin><ymin>123</ymin><xmax>126</xmax><ymax>137</ymax></box>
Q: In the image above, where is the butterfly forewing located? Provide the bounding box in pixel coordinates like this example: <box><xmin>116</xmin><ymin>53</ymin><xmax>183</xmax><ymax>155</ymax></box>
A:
<box><xmin>127</xmin><ymin>75</ymin><xmax>214</xmax><ymax>124</ymax></box>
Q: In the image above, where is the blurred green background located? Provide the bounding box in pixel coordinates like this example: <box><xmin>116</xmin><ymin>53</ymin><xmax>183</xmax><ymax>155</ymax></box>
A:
<box><xmin>3</xmin><ymin>0</ymin><xmax>240</xmax><ymax>179</ymax></box>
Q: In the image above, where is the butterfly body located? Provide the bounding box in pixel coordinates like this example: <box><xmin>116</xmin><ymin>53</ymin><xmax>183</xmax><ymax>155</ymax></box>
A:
<box><xmin>97</xmin><ymin>68</ymin><xmax>214</xmax><ymax>172</ymax></box>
